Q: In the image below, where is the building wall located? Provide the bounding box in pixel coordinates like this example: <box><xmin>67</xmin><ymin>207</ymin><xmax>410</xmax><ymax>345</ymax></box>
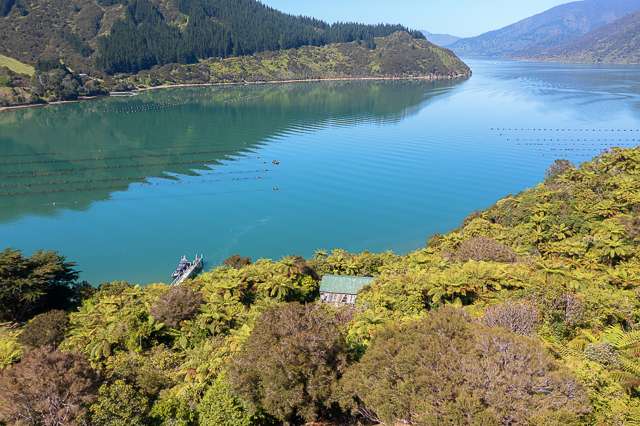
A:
<box><xmin>320</xmin><ymin>292</ymin><xmax>357</xmax><ymax>305</ymax></box>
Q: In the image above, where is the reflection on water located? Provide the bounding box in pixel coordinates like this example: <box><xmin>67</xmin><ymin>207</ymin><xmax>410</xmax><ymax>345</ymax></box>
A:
<box><xmin>1</xmin><ymin>62</ymin><xmax>640</xmax><ymax>284</ymax></box>
<box><xmin>0</xmin><ymin>81</ymin><xmax>447</xmax><ymax>222</ymax></box>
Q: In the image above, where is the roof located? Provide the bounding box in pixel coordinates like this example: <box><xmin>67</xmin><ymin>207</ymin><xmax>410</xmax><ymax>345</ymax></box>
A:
<box><xmin>319</xmin><ymin>275</ymin><xmax>374</xmax><ymax>295</ymax></box>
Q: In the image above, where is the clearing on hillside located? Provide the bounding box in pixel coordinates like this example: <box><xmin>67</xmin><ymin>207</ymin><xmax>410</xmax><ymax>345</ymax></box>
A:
<box><xmin>0</xmin><ymin>55</ymin><xmax>35</xmax><ymax>76</ymax></box>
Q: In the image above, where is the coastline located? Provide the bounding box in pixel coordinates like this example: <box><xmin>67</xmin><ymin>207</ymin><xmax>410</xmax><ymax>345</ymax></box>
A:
<box><xmin>0</xmin><ymin>73</ymin><xmax>470</xmax><ymax>113</ymax></box>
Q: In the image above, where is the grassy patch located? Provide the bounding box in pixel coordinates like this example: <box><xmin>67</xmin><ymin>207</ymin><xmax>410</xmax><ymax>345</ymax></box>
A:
<box><xmin>0</xmin><ymin>55</ymin><xmax>35</xmax><ymax>76</ymax></box>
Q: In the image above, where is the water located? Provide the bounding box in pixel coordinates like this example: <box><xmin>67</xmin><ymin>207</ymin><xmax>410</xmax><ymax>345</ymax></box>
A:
<box><xmin>2</xmin><ymin>60</ymin><xmax>640</xmax><ymax>284</ymax></box>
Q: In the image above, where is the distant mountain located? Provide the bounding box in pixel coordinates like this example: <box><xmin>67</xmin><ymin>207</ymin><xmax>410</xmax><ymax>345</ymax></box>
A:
<box><xmin>450</xmin><ymin>0</ymin><xmax>640</xmax><ymax>58</ymax></box>
<box><xmin>421</xmin><ymin>31</ymin><xmax>460</xmax><ymax>47</ymax></box>
<box><xmin>0</xmin><ymin>0</ymin><xmax>424</xmax><ymax>75</ymax></box>
<box><xmin>532</xmin><ymin>11</ymin><xmax>640</xmax><ymax>63</ymax></box>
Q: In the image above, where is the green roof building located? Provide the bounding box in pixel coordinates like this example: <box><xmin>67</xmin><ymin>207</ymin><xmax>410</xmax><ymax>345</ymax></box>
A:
<box><xmin>319</xmin><ymin>275</ymin><xmax>374</xmax><ymax>305</ymax></box>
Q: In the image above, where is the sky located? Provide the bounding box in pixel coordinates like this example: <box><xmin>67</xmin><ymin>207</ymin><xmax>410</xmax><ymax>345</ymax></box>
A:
<box><xmin>261</xmin><ymin>0</ymin><xmax>571</xmax><ymax>38</ymax></box>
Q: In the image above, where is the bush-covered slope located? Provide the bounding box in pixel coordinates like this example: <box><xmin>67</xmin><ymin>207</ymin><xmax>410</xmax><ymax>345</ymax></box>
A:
<box><xmin>3</xmin><ymin>147</ymin><xmax>640</xmax><ymax>424</ymax></box>
<box><xmin>118</xmin><ymin>32</ymin><xmax>471</xmax><ymax>88</ymax></box>
<box><xmin>532</xmin><ymin>11</ymin><xmax>640</xmax><ymax>64</ymax></box>
<box><xmin>451</xmin><ymin>0</ymin><xmax>640</xmax><ymax>59</ymax></box>
<box><xmin>0</xmin><ymin>0</ymin><xmax>424</xmax><ymax>74</ymax></box>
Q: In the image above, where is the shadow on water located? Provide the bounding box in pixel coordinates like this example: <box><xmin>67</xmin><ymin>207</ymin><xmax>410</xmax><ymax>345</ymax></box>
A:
<box><xmin>0</xmin><ymin>80</ymin><xmax>459</xmax><ymax>222</ymax></box>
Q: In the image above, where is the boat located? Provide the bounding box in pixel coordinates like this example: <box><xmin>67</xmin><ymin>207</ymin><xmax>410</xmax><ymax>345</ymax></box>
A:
<box><xmin>170</xmin><ymin>255</ymin><xmax>204</xmax><ymax>286</ymax></box>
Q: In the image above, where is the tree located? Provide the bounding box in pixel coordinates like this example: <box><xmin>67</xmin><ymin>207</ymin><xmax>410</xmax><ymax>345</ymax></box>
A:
<box><xmin>481</xmin><ymin>300</ymin><xmax>541</xmax><ymax>336</ymax></box>
<box><xmin>198</xmin><ymin>374</ymin><xmax>252</xmax><ymax>426</ymax></box>
<box><xmin>229</xmin><ymin>303</ymin><xmax>348</xmax><ymax>424</ymax></box>
<box><xmin>90</xmin><ymin>380</ymin><xmax>150</xmax><ymax>426</ymax></box>
<box><xmin>224</xmin><ymin>255</ymin><xmax>252</xmax><ymax>269</ymax></box>
<box><xmin>453</xmin><ymin>236</ymin><xmax>518</xmax><ymax>263</ymax></box>
<box><xmin>0</xmin><ymin>249</ymin><xmax>81</xmax><ymax>322</ymax></box>
<box><xmin>341</xmin><ymin>308</ymin><xmax>590</xmax><ymax>425</ymax></box>
<box><xmin>150</xmin><ymin>285</ymin><xmax>204</xmax><ymax>328</ymax></box>
<box><xmin>18</xmin><ymin>309</ymin><xmax>69</xmax><ymax>348</ymax></box>
<box><xmin>0</xmin><ymin>348</ymin><xmax>98</xmax><ymax>425</ymax></box>
<box><xmin>545</xmin><ymin>159</ymin><xmax>574</xmax><ymax>182</ymax></box>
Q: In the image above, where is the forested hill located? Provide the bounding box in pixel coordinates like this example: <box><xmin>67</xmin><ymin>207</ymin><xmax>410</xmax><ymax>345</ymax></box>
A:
<box><xmin>0</xmin><ymin>0</ymin><xmax>424</xmax><ymax>74</ymax></box>
<box><xmin>450</xmin><ymin>0</ymin><xmax>640</xmax><ymax>58</ymax></box>
<box><xmin>531</xmin><ymin>11</ymin><xmax>640</xmax><ymax>64</ymax></box>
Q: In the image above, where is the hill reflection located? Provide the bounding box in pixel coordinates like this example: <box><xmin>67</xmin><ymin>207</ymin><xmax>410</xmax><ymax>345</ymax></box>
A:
<box><xmin>0</xmin><ymin>80</ymin><xmax>457</xmax><ymax>222</ymax></box>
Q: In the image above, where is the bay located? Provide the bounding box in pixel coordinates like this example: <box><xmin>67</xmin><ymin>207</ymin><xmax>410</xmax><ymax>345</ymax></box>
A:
<box><xmin>1</xmin><ymin>60</ymin><xmax>640</xmax><ymax>284</ymax></box>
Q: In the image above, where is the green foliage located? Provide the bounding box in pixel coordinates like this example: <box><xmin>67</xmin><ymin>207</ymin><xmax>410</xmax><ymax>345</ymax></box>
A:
<box><xmin>0</xmin><ymin>326</ymin><xmax>21</xmax><ymax>369</ymax></box>
<box><xmin>90</xmin><ymin>380</ymin><xmax>150</xmax><ymax>426</ymax></box>
<box><xmin>61</xmin><ymin>283</ymin><xmax>164</xmax><ymax>363</ymax></box>
<box><xmin>197</xmin><ymin>374</ymin><xmax>252</xmax><ymax>426</ymax></box>
<box><xmin>229</xmin><ymin>303</ymin><xmax>348</xmax><ymax>423</ymax></box>
<box><xmin>0</xmin><ymin>249</ymin><xmax>80</xmax><ymax>322</ymax></box>
<box><xmin>95</xmin><ymin>0</ymin><xmax>423</xmax><ymax>74</ymax></box>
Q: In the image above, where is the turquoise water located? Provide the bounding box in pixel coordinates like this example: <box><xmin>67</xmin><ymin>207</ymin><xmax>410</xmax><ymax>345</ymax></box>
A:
<box><xmin>2</xmin><ymin>60</ymin><xmax>640</xmax><ymax>284</ymax></box>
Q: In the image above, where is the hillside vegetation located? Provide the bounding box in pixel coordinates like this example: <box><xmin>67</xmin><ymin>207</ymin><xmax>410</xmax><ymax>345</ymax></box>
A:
<box><xmin>533</xmin><ymin>11</ymin><xmax>640</xmax><ymax>64</ymax></box>
<box><xmin>0</xmin><ymin>54</ymin><xmax>34</xmax><ymax>75</ymax></box>
<box><xmin>0</xmin><ymin>0</ymin><xmax>423</xmax><ymax>74</ymax></box>
<box><xmin>118</xmin><ymin>32</ymin><xmax>471</xmax><ymax>89</ymax></box>
<box><xmin>451</xmin><ymin>0</ymin><xmax>640</xmax><ymax>59</ymax></box>
<box><xmin>2</xmin><ymin>143</ymin><xmax>640</xmax><ymax>425</ymax></box>
<box><xmin>0</xmin><ymin>33</ymin><xmax>470</xmax><ymax>108</ymax></box>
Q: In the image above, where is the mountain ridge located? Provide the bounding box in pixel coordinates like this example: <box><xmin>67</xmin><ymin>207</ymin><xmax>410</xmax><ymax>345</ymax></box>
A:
<box><xmin>450</xmin><ymin>0</ymin><xmax>640</xmax><ymax>58</ymax></box>
<box><xmin>421</xmin><ymin>30</ymin><xmax>460</xmax><ymax>47</ymax></box>
<box><xmin>529</xmin><ymin>11</ymin><xmax>640</xmax><ymax>64</ymax></box>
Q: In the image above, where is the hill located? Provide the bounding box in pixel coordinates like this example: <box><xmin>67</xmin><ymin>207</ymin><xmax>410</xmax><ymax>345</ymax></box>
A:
<box><xmin>2</xmin><ymin>146</ymin><xmax>640</xmax><ymax>423</ymax></box>
<box><xmin>0</xmin><ymin>32</ymin><xmax>471</xmax><ymax>108</ymax></box>
<box><xmin>533</xmin><ymin>11</ymin><xmax>640</xmax><ymax>64</ymax></box>
<box><xmin>0</xmin><ymin>0</ymin><xmax>424</xmax><ymax>75</ymax></box>
<box><xmin>421</xmin><ymin>30</ymin><xmax>460</xmax><ymax>47</ymax></box>
<box><xmin>450</xmin><ymin>0</ymin><xmax>640</xmax><ymax>58</ymax></box>
<box><xmin>116</xmin><ymin>32</ymin><xmax>471</xmax><ymax>89</ymax></box>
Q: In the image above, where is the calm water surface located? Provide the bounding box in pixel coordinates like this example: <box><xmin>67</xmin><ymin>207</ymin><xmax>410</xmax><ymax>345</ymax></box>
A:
<box><xmin>2</xmin><ymin>60</ymin><xmax>640</xmax><ymax>284</ymax></box>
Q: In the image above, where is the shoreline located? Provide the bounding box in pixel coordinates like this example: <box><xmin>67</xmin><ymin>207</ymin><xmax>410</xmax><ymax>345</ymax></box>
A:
<box><xmin>0</xmin><ymin>73</ymin><xmax>470</xmax><ymax>113</ymax></box>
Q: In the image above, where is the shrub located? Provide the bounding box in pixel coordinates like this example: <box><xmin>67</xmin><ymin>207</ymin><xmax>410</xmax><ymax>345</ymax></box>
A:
<box><xmin>482</xmin><ymin>300</ymin><xmax>541</xmax><ymax>336</ymax></box>
<box><xmin>453</xmin><ymin>236</ymin><xmax>518</xmax><ymax>263</ymax></box>
<box><xmin>224</xmin><ymin>255</ymin><xmax>253</xmax><ymax>269</ymax></box>
<box><xmin>198</xmin><ymin>374</ymin><xmax>252</xmax><ymax>426</ymax></box>
<box><xmin>150</xmin><ymin>285</ymin><xmax>204</xmax><ymax>328</ymax></box>
<box><xmin>545</xmin><ymin>159</ymin><xmax>575</xmax><ymax>182</ymax></box>
<box><xmin>341</xmin><ymin>308</ymin><xmax>590</xmax><ymax>425</ymax></box>
<box><xmin>18</xmin><ymin>309</ymin><xmax>69</xmax><ymax>348</ymax></box>
<box><xmin>90</xmin><ymin>380</ymin><xmax>150</xmax><ymax>426</ymax></box>
<box><xmin>229</xmin><ymin>303</ymin><xmax>348</xmax><ymax>423</ymax></box>
<box><xmin>0</xmin><ymin>348</ymin><xmax>98</xmax><ymax>425</ymax></box>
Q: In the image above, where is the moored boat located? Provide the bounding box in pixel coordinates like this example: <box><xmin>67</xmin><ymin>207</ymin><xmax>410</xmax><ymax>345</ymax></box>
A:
<box><xmin>171</xmin><ymin>255</ymin><xmax>204</xmax><ymax>286</ymax></box>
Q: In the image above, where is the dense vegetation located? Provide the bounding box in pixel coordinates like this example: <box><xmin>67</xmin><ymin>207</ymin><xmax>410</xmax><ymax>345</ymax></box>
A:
<box><xmin>117</xmin><ymin>32</ymin><xmax>471</xmax><ymax>89</ymax></box>
<box><xmin>3</xmin><ymin>146</ymin><xmax>640</xmax><ymax>424</ymax></box>
<box><xmin>0</xmin><ymin>0</ymin><xmax>423</xmax><ymax>75</ymax></box>
<box><xmin>0</xmin><ymin>61</ymin><xmax>107</xmax><ymax>107</ymax></box>
<box><xmin>1</xmin><ymin>33</ymin><xmax>469</xmax><ymax>108</ymax></box>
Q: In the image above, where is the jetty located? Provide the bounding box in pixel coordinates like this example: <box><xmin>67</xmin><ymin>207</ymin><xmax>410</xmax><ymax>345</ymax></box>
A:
<box><xmin>171</xmin><ymin>255</ymin><xmax>204</xmax><ymax>286</ymax></box>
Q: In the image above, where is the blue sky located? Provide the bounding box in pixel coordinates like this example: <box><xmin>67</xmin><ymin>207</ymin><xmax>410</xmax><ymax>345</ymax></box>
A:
<box><xmin>261</xmin><ymin>0</ymin><xmax>571</xmax><ymax>37</ymax></box>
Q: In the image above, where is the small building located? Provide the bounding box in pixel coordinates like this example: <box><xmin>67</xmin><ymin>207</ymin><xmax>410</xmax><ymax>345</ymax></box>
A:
<box><xmin>319</xmin><ymin>274</ymin><xmax>374</xmax><ymax>305</ymax></box>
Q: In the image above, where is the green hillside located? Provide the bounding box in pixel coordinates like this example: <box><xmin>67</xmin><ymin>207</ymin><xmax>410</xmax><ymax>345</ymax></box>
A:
<box><xmin>118</xmin><ymin>32</ymin><xmax>471</xmax><ymax>88</ymax></box>
<box><xmin>1</xmin><ymin>33</ymin><xmax>470</xmax><ymax>108</ymax></box>
<box><xmin>2</xmin><ymin>143</ymin><xmax>640</xmax><ymax>424</ymax></box>
<box><xmin>0</xmin><ymin>0</ymin><xmax>424</xmax><ymax>75</ymax></box>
